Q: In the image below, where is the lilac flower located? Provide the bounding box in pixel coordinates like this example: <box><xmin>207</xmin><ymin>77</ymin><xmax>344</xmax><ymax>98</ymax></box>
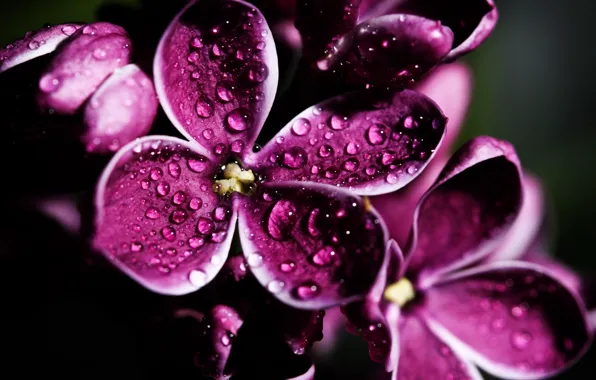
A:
<box><xmin>92</xmin><ymin>0</ymin><xmax>448</xmax><ymax>308</ymax></box>
<box><xmin>342</xmin><ymin>137</ymin><xmax>593</xmax><ymax>380</ymax></box>
<box><xmin>293</xmin><ymin>0</ymin><xmax>497</xmax><ymax>86</ymax></box>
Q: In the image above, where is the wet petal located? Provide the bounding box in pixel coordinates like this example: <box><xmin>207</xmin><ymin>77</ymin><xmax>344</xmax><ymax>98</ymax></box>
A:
<box><xmin>318</xmin><ymin>14</ymin><xmax>453</xmax><ymax>87</ymax></box>
<box><xmin>398</xmin><ymin>314</ymin><xmax>483</xmax><ymax>379</ymax></box>
<box><xmin>37</xmin><ymin>22</ymin><xmax>132</xmax><ymax>114</ymax></box>
<box><xmin>391</xmin><ymin>0</ymin><xmax>498</xmax><ymax>60</ymax></box>
<box><xmin>407</xmin><ymin>137</ymin><xmax>523</xmax><ymax>284</ymax></box>
<box><xmin>276</xmin><ymin>304</ymin><xmax>325</xmax><ymax>355</ymax></box>
<box><xmin>246</xmin><ymin>89</ymin><xmax>446</xmax><ymax>196</ymax></box>
<box><xmin>425</xmin><ymin>262</ymin><xmax>593</xmax><ymax>379</ymax></box>
<box><xmin>489</xmin><ymin>174</ymin><xmax>545</xmax><ymax>262</ymax></box>
<box><xmin>312</xmin><ymin>307</ymin><xmax>345</xmax><ymax>356</ymax></box>
<box><xmin>93</xmin><ymin>136</ymin><xmax>236</xmax><ymax>295</ymax></box>
<box><xmin>83</xmin><ymin>64</ymin><xmax>158</xmax><ymax>154</ymax></box>
<box><xmin>295</xmin><ymin>0</ymin><xmax>362</xmax><ymax>61</ymax></box>
<box><xmin>194</xmin><ymin>305</ymin><xmax>243</xmax><ymax>379</ymax></box>
<box><xmin>287</xmin><ymin>364</ymin><xmax>315</xmax><ymax>380</ymax></box>
<box><xmin>0</xmin><ymin>23</ymin><xmax>83</xmax><ymax>73</ymax></box>
<box><xmin>237</xmin><ymin>182</ymin><xmax>387</xmax><ymax>309</ymax></box>
<box><xmin>342</xmin><ymin>240</ymin><xmax>402</xmax><ymax>370</ymax></box>
<box><xmin>154</xmin><ymin>0</ymin><xmax>278</xmax><ymax>158</ymax></box>
<box><xmin>372</xmin><ymin>62</ymin><xmax>472</xmax><ymax>247</ymax></box>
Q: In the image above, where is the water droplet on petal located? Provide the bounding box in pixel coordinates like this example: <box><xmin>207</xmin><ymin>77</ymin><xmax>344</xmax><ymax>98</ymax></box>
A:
<box><xmin>511</xmin><ymin>330</ymin><xmax>532</xmax><ymax>350</ymax></box>
<box><xmin>157</xmin><ymin>182</ymin><xmax>171</xmax><ymax>196</ymax></box>
<box><xmin>330</xmin><ymin>115</ymin><xmax>350</xmax><ymax>130</ymax></box>
<box><xmin>190</xmin><ymin>36</ymin><xmax>203</xmax><ymax>48</ymax></box>
<box><xmin>172</xmin><ymin>191</ymin><xmax>186</xmax><ymax>205</ymax></box>
<box><xmin>247</xmin><ymin>252</ymin><xmax>263</xmax><ymax>267</ymax></box>
<box><xmin>226</xmin><ymin>109</ymin><xmax>251</xmax><ymax>133</ymax></box>
<box><xmin>366</xmin><ymin>124</ymin><xmax>388</xmax><ymax>145</ymax></box>
<box><xmin>213</xmin><ymin>205</ymin><xmax>231</xmax><ymax>221</ymax></box>
<box><xmin>202</xmin><ymin>128</ymin><xmax>214</xmax><ymax>140</ymax></box>
<box><xmin>189</xmin><ymin>269</ymin><xmax>207</xmax><ymax>287</ymax></box>
<box><xmin>267</xmin><ymin>200</ymin><xmax>298</xmax><ymax>240</ymax></box>
<box><xmin>28</xmin><ymin>40</ymin><xmax>40</xmax><ymax>50</ymax></box>
<box><xmin>168</xmin><ymin>162</ymin><xmax>181</xmax><ymax>178</ymax></box>
<box><xmin>189</xmin><ymin>197</ymin><xmax>203</xmax><ymax>210</ymax></box>
<box><xmin>131</xmin><ymin>242</ymin><xmax>143</xmax><ymax>252</ymax></box>
<box><xmin>279</xmin><ymin>260</ymin><xmax>296</xmax><ymax>272</ymax></box>
<box><xmin>282</xmin><ymin>147</ymin><xmax>307</xmax><ymax>169</ymax></box>
<box><xmin>93</xmin><ymin>48</ymin><xmax>107</xmax><ymax>60</ymax></box>
<box><xmin>170</xmin><ymin>209</ymin><xmax>189</xmax><ymax>224</ymax></box>
<box><xmin>318</xmin><ymin>145</ymin><xmax>334</xmax><ymax>158</ymax></box>
<box><xmin>188</xmin><ymin>236</ymin><xmax>205</xmax><ymax>248</ymax></box>
<box><xmin>145</xmin><ymin>207</ymin><xmax>160</xmax><ymax>219</ymax></box>
<box><xmin>267</xmin><ymin>280</ymin><xmax>284</xmax><ymax>293</ymax></box>
<box><xmin>161</xmin><ymin>226</ymin><xmax>176</xmax><ymax>241</ymax></box>
<box><xmin>246</xmin><ymin>62</ymin><xmax>268</xmax><ymax>83</ymax></box>
<box><xmin>291</xmin><ymin>118</ymin><xmax>311</xmax><ymax>136</ymax></box>
<box><xmin>342</xmin><ymin>158</ymin><xmax>359</xmax><ymax>172</ymax></box>
<box><xmin>61</xmin><ymin>25</ymin><xmax>77</xmax><ymax>36</ymax></box>
<box><xmin>195</xmin><ymin>96</ymin><xmax>214</xmax><ymax>118</ymax></box>
<box><xmin>150</xmin><ymin>168</ymin><xmax>163</xmax><ymax>181</ymax></box>
<box><xmin>403</xmin><ymin>115</ymin><xmax>418</xmax><ymax>129</ymax></box>
<box><xmin>385</xmin><ymin>173</ymin><xmax>398</xmax><ymax>184</ymax></box>
<box><xmin>216</xmin><ymin>81</ymin><xmax>234</xmax><ymax>102</ymax></box>
<box><xmin>311</xmin><ymin>246</ymin><xmax>335</xmax><ymax>266</ymax></box>
<box><xmin>39</xmin><ymin>74</ymin><xmax>60</xmax><ymax>93</ymax></box>
<box><xmin>230</xmin><ymin>140</ymin><xmax>245</xmax><ymax>153</ymax></box>
<box><xmin>197</xmin><ymin>217</ymin><xmax>214</xmax><ymax>234</ymax></box>
<box><xmin>294</xmin><ymin>282</ymin><xmax>320</xmax><ymax>300</ymax></box>
<box><xmin>188</xmin><ymin>157</ymin><xmax>209</xmax><ymax>173</ymax></box>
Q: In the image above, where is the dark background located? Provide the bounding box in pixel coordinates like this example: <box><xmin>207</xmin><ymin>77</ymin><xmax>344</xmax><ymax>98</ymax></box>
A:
<box><xmin>1</xmin><ymin>0</ymin><xmax>594</xmax><ymax>379</ymax></box>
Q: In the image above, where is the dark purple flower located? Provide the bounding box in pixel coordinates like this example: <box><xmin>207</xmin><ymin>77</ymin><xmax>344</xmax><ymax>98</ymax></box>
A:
<box><xmin>294</xmin><ymin>0</ymin><xmax>497</xmax><ymax>86</ymax></box>
<box><xmin>92</xmin><ymin>0</ymin><xmax>447</xmax><ymax>311</ymax></box>
<box><xmin>342</xmin><ymin>136</ymin><xmax>593</xmax><ymax>379</ymax></box>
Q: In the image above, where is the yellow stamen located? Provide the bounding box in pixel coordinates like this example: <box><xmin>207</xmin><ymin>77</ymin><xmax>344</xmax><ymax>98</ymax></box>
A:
<box><xmin>363</xmin><ymin>196</ymin><xmax>373</xmax><ymax>212</ymax></box>
<box><xmin>215</xmin><ymin>163</ymin><xmax>255</xmax><ymax>196</ymax></box>
<box><xmin>384</xmin><ymin>278</ymin><xmax>415</xmax><ymax>307</ymax></box>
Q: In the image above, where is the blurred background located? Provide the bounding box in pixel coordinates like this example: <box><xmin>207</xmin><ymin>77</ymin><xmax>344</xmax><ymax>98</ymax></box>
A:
<box><xmin>1</xmin><ymin>0</ymin><xmax>594</xmax><ymax>379</ymax></box>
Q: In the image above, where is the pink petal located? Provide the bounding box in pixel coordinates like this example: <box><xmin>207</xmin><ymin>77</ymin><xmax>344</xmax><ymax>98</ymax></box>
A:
<box><xmin>154</xmin><ymin>0</ymin><xmax>278</xmax><ymax>158</ymax></box>
<box><xmin>93</xmin><ymin>136</ymin><xmax>236</xmax><ymax>295</ymax></box>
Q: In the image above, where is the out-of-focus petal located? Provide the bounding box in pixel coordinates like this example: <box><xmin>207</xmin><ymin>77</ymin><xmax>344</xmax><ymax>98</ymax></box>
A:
<box><xmin>407</xmin><ymin>137</ymin><xmax>522</xmax><ymax>285</ymax></box>
<box><xmin>37</xmin><ymin>22</ymin><xmax>132</xmax><ymax>114</ymax></box>
<box><xmin>0</xmin><ymin>23</ymin><xmax>83</xmax><ymax>73</ymax></box>
<box><xmin>397</xmin><ymin>314</ymin><xmax>483</xmax><ymax>379</ymax></box>
<box><xmin>318</xmin><ymin>14</ymin><xmax>453</xmax><ymax>87</ymax></box>
<box><xmin>83</xmin><ymin>64</ymin><xmax>158</xmax><ymax>154</ymax></box>
<box><xmin>154</xmin><ymin>0</ymin><xmax>278</xmax><ymax>158</ymax></box>
<box><xmin>93</xmin><ymin>136</ymin><xmax>236</xmax><ymax>295</ymax></box>
<box><xmin>237</xmin><ymin>182</ymin><xmax>388</xmax><ymax>309</ymax></box>
<box><xmin>372</xmin><ymin>62</ymin><xmax>472</xmax><ymax>247</ymax></box>
<box><xmin>425</xmin><ymin>261</ymin><xmax>593</xmax><ymax>380</ymax></box>
<box><xmin>246</xmin><ymin>89</ymin><xmax>446</xmax><ymax>196</ymax></box>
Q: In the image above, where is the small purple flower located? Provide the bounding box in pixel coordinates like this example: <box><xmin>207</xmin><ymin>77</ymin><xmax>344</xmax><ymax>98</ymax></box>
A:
<box><xmin>342</xmin><ymin>137</ymin><xmax>593</xmax><ymax>379</ymax></box>
<box><xmin>294</xmin><ymin>0</ymin><xmax>497</xmax><ymax>86</ymax></box>
<box><xmin>92</xmin><ymin>0</ymin><xmax>448</xmax><ymax>310</ymax></box>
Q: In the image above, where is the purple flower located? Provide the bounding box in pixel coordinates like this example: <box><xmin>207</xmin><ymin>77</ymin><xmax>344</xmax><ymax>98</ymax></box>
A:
<box><xmin>294</xmin><ymin>0</ymin><xmax>497</xmax><ymax>86</ymax></box>
<box><xmin>342</xmin><ymin>137</ymin><xmax>594</xmax><ymax>379</ymax></box>
<box><xmin>92</xmin><ymin>0</ymin><xmax>448</xmax><ymax>310</ymax></box>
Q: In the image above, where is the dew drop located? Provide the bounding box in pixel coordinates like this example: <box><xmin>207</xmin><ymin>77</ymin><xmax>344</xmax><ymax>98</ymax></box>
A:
<box><xmin>161</xmin><ymin>226</ymin><xmax>176</xmax><ymax>241</ymax></box>
<box><xmin>226</xmin><ymin>109</ymin><xmax>251</xmax><ymax>133</ymax></box>
<box><xmin>145</xmin><ymin>207</ymin><xmax>160</xmax><ymax>219</ymax></box>
<box><xmin>291</xmin><ymin>118</ymin><xmax>311</xmax><ymax>136</ymax></box>
<box><xmin>190</xmin><ymin>36</ymin><xmax>203</xmax><ymax>48</ymax></box>
<box><xmin>221</xmin><ymin>334</ymin><xmax>231</xmax><ymax>346</ymax></box>
<box><xmin>216</xmin><ymin>81</ymin><xmax>234</xmax><ymax>102</ymax></box>
<box><xmin>168</xmin><ymin>162</ymin><xmax>181</xmax><ymax>178</ymax></box>
<box><xmin>294</xmin><ymin>282</ymin><xmax>320</xmax><ymax>300</ymax></box>
<box><xmin>330</xmin><ymin>115</ymin><xmax>350</xmax><ymax>130</ymax></box>
<box><xmin>246</xmin><ymin>62</ymin><xmax>268</xmax><ymax>83</ymax></box>
<box><xmin>172</xmin><ymin>191</ymin><xmax>187</xmax><ymax>205</ymax></box>
<box><xmin>188</xmin><ymin>236</ymin><xmax>205</xmax><ymax>248</ymax></box>
<box><xmin>511</xmin><ymin>330</ymin><xmax>532</xmax><ymax>350</ymax></box>
<box><xmin>213</xmin><ymin>206</ymin><xmax>231</xmax><ymax>222</ymax></box>
<box><xmin>342</xmin><ymin>158</ymin><xmax>359</xmax><ymax>172</ymax></box>
<box><xmin>282</xmin><ymin>147</ymin><xmax>308</xmax><ymax>169</ymax></box>
<box><xmin>28</xmin><ymin>40</ymin><xmax>40</xmax><ymax>50</ymax></box>
<box><xmin>170</xmin><ymin>209</ymin><xmax>189</xmax><ymax>224</ymax></box>
<box><xmin>267</xmin><ymin>200</ymin><xmax>298</xmax><ymax>240</ymax></box>
<box><xmin>61</xmin><ymin>25</ymin><xmax>77</xmax><ymax>36</ymax></box>
<box><xmin>213</xmin><ymin>143</ymin><xmax>226</xmax><ymax>156</ymax></box>
<box><xmin>324</xmin><ymin>166</ymin><xmax>340</xmax><ymax>179</ymax></box>
<box><xmin>307</xmin><ymin>209</ymin><xmax>321</xmax><ymax>237</ymax></box>
<box><xmin>403</xmin><ymin>115</ymin><xmax>418</xmax><ymax>129</ymax></box>
<box><xmin>311</xmin><ymin>246</ymin><xmax>335</xmax><ymax>266</ymax></box>
<box><xmin>279</xmin><ymin>260</ymin><xmax>296</xmax><ymax>272</ymax></box>
<box><xmin>188</xmin><ymin>156</ymin><xmax>209</xmax><ymax>173</ymax></box>
<box><xmin>366</xmin><ymin>124</ymin><xmax>388</xmax><ymax>145</ymax></box>
<box><xmin>318</xmin><ymin>145</ymin><xmax>334</xmax><ymax>158</ymax></box>
<box><xmin>267</xmin><ymin>280</ymin><xmax>284</xmax><ymax>293</ymax></box>
<box><xmin>195</xmin><ymin>96</ymin><xmax>214</xmax><ymax>118</ymax></box>
<box><xmin>93</xmin><ymin>48</ymin><xmax>107</xmax><ymax>60</ymax></box>
<box><xmin>345</xmin><ymin>142</ymin><xmax>360</xmax><ymax>155</ymax></box>
<box><xmin>247</xmin><ymin>252</ymin><xmax>263</xmax><ymax>267</ymax></box>
<box><xmin>39</xmin><ymin>74</ymin><xmax>60</xmax><ymax>93</ymax></box>
<box><xmin>189</xmin><ymin>197</ymin><xmax>203</xmax><ymax>210</ymax></box>
<box><xmin>385</xmin><ymin>173</ymin><xmax>398</xmax><ymax>184</ymax></box>
<box><xmin>189</xmin><ymin>269</ymin><xmax>207</xmax><ymax>287</ymax></box>
<box><xmin>150</xmin><ymin>168</ymin><xmax>163</xmax><ymax>181</ymax></box>
<box><xmin>230</xmin><ymin>140</ymin><xmax>245</xmax><ymax>153</ymax></box>
<box><xmin>197</xmin><ymin>217</ymin><xmax>214</xmax><ymax>234</ymax></box>
<box><xmin>157</xmin><ymin>182</ymin><xmax>171</xmax><ymax>196</ymax></box>
<box><xmin>131</xmin><ymin>242</ymin><xmax>143</xmax><ymax>252</ymax></box>
<box><xmin>202</xmin><ymin>128</ymin><xmax>214</xmax><ymax>140</ymax></box>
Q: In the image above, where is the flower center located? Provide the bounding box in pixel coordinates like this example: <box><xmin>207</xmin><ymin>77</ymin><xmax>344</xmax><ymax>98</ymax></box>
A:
<box><xmin>214</xmin><ymin>162</ymin><xmax>256</xmax><ymax>196</ymax></box>
<box><xmin>384</xmin><ymin>278</ymin><xmax>416</xmax><ymax>307</ymax></box>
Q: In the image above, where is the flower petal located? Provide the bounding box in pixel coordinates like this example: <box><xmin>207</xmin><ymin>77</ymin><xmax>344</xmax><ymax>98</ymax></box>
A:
<box><xmin>83</xmin><ymin>64</ymin><xmax>158</xmax><ymax>154</ymax></box>
<box><xmin>246</xmin><ymin>89</ymin><xmax>446</xmax><ymax>196</ymax></box>
<box><xmin>318</xmin><ymin>14</ymin><xmax>453</xmax><ymax>87</ymax></box>
<box><xmin>237</xmin><ymin>182</ymin><xmax>388</xmax><ymax>309</ymax></box>
<box><xmin>341</xmin><ymin>240</ymin><xmax>402</xmax><ymax>370</ymax></box>
<box><xmin>372</xmin><ymin>62</ymin><xmax>472</xmax><ymax>247</ymax></box>
<box><xmin>0</xmin><ymin>23</ymin><xmax>83</xmax><ymax>73</ymax></box>
<box><xmin>407</xmin><ymin>136</ymin><xmax>523</xmax><ymax>285</ymax></box>
<box><xmin>391</xmin><ymin>0</ymin><xmax>498</xmax><ymax>60</ymax></box>
<box><xmin>287</xmin><ymin>364</ymin><xmax>315</xmax><ymax>380</ymax></box>
<box><xmin>93</xmin><ymin>136</ymin><xmax>236</xmax><ymax>295</ymax></box>
<box><xmin>424</xmin><ymin>261</ymin><xmax>593</xmax><ymax>380</ymax></box>
<box><xmin>295</xmin><ymin>0</ymin><xmax>362</xmax><ymax>61</ymax></box>
<box><xmin>37</xmin><ymin>22</ymin><xmax>132</xmax><ymax>114</ymax></box>
<box><xmin>398</xmin><ymin>314</ymin><xmax>483</xmax><ymax>380</ymax></box>
<box><xmin>275</xmin><ymin>303</ymin><xmax>325</xmax><ymax>355</ymax></box>
<box><xmin>154</xmin><ymin>0</ymin><xmax>278</xmax><ymax>158</ymax></box>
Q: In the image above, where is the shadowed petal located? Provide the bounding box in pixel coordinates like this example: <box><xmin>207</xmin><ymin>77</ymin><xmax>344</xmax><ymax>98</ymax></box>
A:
<box><xmin>295</xmin><ymin>0</ymin><xmax>362</xmax><ymax>61</ymax></box>
<box><xmin>342</xmin><ymin>240</ymin><xmax>402</xmax><ymax>370</ymax></box>
<box><xmin>407</xmin><ymin>137</ymin><xmax>523</xmax><ymax>285</ymax></box>
<box><xmin>83</xmin><ymin>64</ymin><xmax>158</xmax><ymax>154</ymax></box>
<box><xmin>312</xmin><ymin>307</ymin><xmax>345</xmax><ymax>356</ymax></box>
<box><xmin>237</xmin><ymin>182</ymin><xmax>388</xmax><ymax>309</ymax></box>
<box><xmin>372</xmin><ymin>63</ymin><xmax>472</xmax><ymax>247</ymax></box>
<box><xmin>93</xmin><ymin>136</ymin><xmax>236</xmax><ymax>295</ymax></box>
<box><xmin>288</xmin><ymin>364</ymin><xmax>315</xmax><ymax>380</ymax></box>
<box><xmin>389</xmin><ymin>0</ymin><xmax>498</xmax><ymax>60</ymax></box>
<box><xmin>154</xmin><ymin>0</ymin><xmax>278</xmax><ymax>158</ymax></box>
<box><xmin>318</xmin><ymin>14</ymin><xmax>453</xmax><ymax>87</ymax></box>
<box><xmin>398</xmin><ymin>314</ymin><xmax>483</xmax><ymax>380</ymax></box>
<box><xmin>0</xmin><ymin>23</ymin><xmax>83</xmax><ymax>73</ymax></box>
<box><xmin>425</xmin><ymin>261</ymin><xmax>593</xmax><ymax>380</ymax></box>
<box><xmin>37</xmin><ymin>22</ymin><xmax>132</xmax><ymax>114</ymax></box>
<box><xmin>276</xmin><ymin>304</ymin><xmax>325</xmax><ymax>354</ymax></box>
<box><xmin>246</xmin><ymin>89</ymin><xmax>446</xmax><ymax>196</ymax></box>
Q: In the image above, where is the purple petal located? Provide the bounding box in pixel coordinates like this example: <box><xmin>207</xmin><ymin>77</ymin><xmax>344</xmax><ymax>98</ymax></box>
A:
<box><xmin>424</xmin><ymin>261</ymin><xmax>593</xmax><ymax>379</ymax></box>
<box><xmin>93</xmin><ymin>136</ymin><xmax>237</xmax><ymax>295</ymax></box>
<box><xmin>372</xmin><ymin>62</ymin><xmax>472</xmax><ymax>247</ymax></box>
<box><xmin>237</xmin><ymin>182</ymin><xmax>388</xmax><ymax>309</ymax></box>
<box><xmin>489</xmin><ymin>174</ymin><xmax>545</xmax><ymax>262</ymax></box>
<box><xmin>318</xmin><ymin>14</ymin><xmax>453</xmax><ymax>87</ymax></box>
<box><xmin>246</xmin><ymin>89</ymin><xmax>446</xmax><ymax>196</ymax></box>
<box><xmin>36</xmin><ymin>196</ymin><xmax>81</xmax><ymax>235</ymax></box>
<box><xmin>276</xmin><ymin>304</ymin><xmax>325</xmax><ymax>354</ymax></box>
<box><xmin>390</xmin><ymin>0</ymin><xmax>498</xmax><ymax>60</ymax></box>
<box><xmin>398</xmin><ymin>314</ymin><xmax>483</xmax><ymax>379</ymax></box>
<box><xmin>0</xmin><ymin>23</ymin><xmax>83</xmax><ymax>73</ymax></box>
<box><xmin>194</xmin><ymin>305</ymin><xmax>243</xmax><ymax>379</ymax></box>
<box><xmin>295</xmin><ymin>0</ymin><xmax>362</xmax><ymax>61</ymax></box>
<box><xmin>287</xmin><ymin>364</ymin><xmax>315</xmax><ymax>380</ymax></box>
<box><xmin>37</xmin><ymin>22</ymin><xmax>132</xmax><ymax>114</ymax></box>
<box><xmin>312</xmin><ymin>307</ymin><xmax>345</xmax><ymax>356</ymax></box>
<box><xmin>154</xmin><ymin>0</ymin><xmax>278</xmax><ymax>158</ymax></box>
<box><xmin>341</xmin><ymin>240</ymin><xmax>402</xmax><ymax>370</ymax></box>
<box><xmin>407</xmin><ymin>137</ymin><xmax>523</xmax><ymax>284</ymax></box>
<box><xmin>83</xmin><ymin>64</ymin><xmax>158</xmax><ymax>154</ymax></box>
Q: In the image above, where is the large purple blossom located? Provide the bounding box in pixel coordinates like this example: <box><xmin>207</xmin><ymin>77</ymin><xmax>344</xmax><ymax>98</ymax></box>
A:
<box><xmin>92</xmin><ymin>0</ymin><xmax>447</xmax><ymax>309</ymax></box>
<box><xmin>292</xmin><ymin>0</ymin><xmax>497</xmax><ymax>86</ymax></box>
<box><xmin>342</xmin><ymin>137</ymin><xmax>593</xmax><ymax>379</ymax></box>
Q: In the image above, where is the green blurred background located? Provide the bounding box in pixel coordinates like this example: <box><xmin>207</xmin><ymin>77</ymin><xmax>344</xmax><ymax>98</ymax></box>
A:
<box><xmin>2</xmin><ymin>0</ymin><xmax>594</xmax><ymax>378</ymax></box>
